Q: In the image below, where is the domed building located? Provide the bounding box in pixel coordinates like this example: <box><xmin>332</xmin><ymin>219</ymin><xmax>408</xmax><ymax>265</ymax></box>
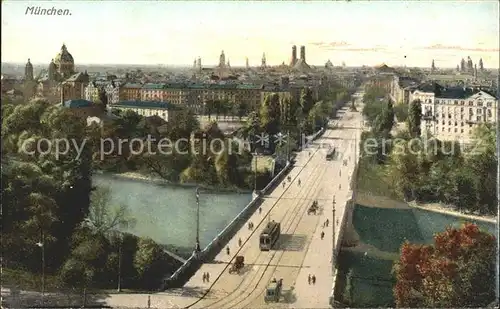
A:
<box><xmin>34</xmin><ymin>43</ymin><xmax>89</xmax><ymax>102</ymax></box>
<box><xmin>53</xmin><ymin>44</ymin><xmax>75</xmax><ymax>79</ymax></box>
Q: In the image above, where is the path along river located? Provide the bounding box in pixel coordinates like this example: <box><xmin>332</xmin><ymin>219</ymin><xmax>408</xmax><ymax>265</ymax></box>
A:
<box><xmin>93</xmin><ymin>174</ymin><xmax>252</xmax><ymax>257</ymax></box>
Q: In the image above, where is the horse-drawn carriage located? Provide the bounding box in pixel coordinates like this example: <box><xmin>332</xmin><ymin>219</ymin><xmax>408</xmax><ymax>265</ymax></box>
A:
<box><xmin>307</xmin><ymin>200</ymin><xmax>319</xmax><ymax>215</ymax></box>
<box><xmin>228</xmin><ymin>255</ymin><xmax>245</xmax><ymax>274</ymax></box>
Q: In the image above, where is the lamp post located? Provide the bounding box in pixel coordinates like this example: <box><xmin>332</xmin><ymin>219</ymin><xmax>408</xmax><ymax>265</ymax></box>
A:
<box><xmin>117</xmin><ymin>234</ymin><xmax>122</xmax><ymax>292</ymax></box>
<box><xmin>195</xmin><ymin>187</ymin><xmax>201</xmax><ymax>253</ymax></box>
<box><xmin>36</xmin><ymin>232</ymin><xmax>45</xmax><ymax>306</ymax></box>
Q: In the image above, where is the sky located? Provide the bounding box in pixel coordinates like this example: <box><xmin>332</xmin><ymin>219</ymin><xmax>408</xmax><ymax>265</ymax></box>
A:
<box><xmin>2</xmin><ymin>1</ymin><xmax>499</xmax><ymax>68</ymax></box>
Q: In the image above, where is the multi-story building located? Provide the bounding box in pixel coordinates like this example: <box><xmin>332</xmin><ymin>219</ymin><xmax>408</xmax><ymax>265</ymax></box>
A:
<box><xmin>110</xmin><ymin>101</ymin><xmax>180</xmax><ymax>122</ymax></box>
<box><xmin>121</xmin><ymin>83</ymin><xmax>142</xmax><ymax>101</ymax></box>
<box><xmin>104</xmin><ymin>81</ymin><xmax>121</xmax><ymax>104</ymax></box>
<box><xmin>390</xmin><ymin>75</ymin><xmax>420</xmax><ymax>104</ymax></box>
<box><xmin>84</xmin><ymin>81</ymin><xmax>100</xmax><ymax>102</ymax></box>
<box><xmin>61</xmin><ymin>72</ymin><xmax>90</xmax><ymax>102</ymax></box>
<box><xmin>415</xmin><ymin>84</ymin><xmax>498</xmax><ymax>143</ymax></box>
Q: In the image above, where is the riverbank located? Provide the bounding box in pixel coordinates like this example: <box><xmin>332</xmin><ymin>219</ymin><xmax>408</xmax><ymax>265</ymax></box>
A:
<box><xmin>95</xmin><ymin>170</ymin><xmax>252</xmax><ymax>194</ymax></box>
<box><xmin>355</xmin><ymin>192</ymin><xmax>497</xmax><ymax>223</ymax></box>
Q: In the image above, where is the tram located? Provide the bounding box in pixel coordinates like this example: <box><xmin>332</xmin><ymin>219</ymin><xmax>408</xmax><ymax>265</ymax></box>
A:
<box><xmin>326</xmin><ymin>147</ymin><xmax>336</xmax><ymax>160</ymax></box>
<box><xmin>259</xmin><ymin>220</ymin><xmax>281</xmax><ymax>251</ymax></box>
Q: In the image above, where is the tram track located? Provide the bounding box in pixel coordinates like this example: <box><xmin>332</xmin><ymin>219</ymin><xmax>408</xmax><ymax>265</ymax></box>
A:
<box><xmin>241</xmin><ymin>127</ymin><xmax>357</xmax><ymax>308</ymax></box>
<box><xmin>183</xmin><ymin>132</ymin><xmax>331</xmax><ymax>309</ymax></box>
<box><xmin>196</xmin><ymin>130</ymin><xmax>338</xmax><ymax>309</ymax></box>
<box><xmin>227</xmin><ymin>167</ymin><xmax>331</xmax><ymax>309</ymax></box>
<box><xmin>186</xmin><ymin>149</ymin><xmax>319</xmax><ymax>308</ymax></box>
<box><xmin>202</xmin><ymin>153</ymin><xmax>330</xmax><ymax>309</ymax></box>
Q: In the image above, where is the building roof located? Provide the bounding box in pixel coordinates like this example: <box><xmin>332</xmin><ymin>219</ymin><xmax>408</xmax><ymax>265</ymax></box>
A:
<box><xmin>123</xmin><ymin>83</ymin><xmax>143</xmax><ymax>89</ymax></box>
<box><xmin>436</xmin><ymin>87</ymin><xmax>476</xmax><ymax>99</ymax></box>
<box><xmin>236</xmin><ymin>84</ymin><xmax>264</xmax><ymax>90</ymax></box>
<box><xmin>65</xmin><ymin>72</ymin><xmax>88</xmax><ymax>82</ymax></box>
<box><xmin>114</xmin><ymin>100</ymin><xmax>181</xmax><ymax>110</ymax></box>
<box><xmin>165</xmin><ymin>83</ymin><xmax>187</xmax><ymax>89</ymax></box>
<box><xmin>143</xmin><ymin>83</ymin><xmax>166</xmax><ymax>89</ymax></box>
<box><xmin>63</xmin><ymin>99</ymin><xmax>93</xmax><ymax>108</ymax></box>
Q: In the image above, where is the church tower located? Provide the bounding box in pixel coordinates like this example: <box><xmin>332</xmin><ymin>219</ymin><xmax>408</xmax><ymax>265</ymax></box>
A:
<box><xmin>291</xmin><ymin>45</ymin><xmax>297</xmax><ymax>66</ymax></box>
<box><xmin>219</xmin><ymin>50</ymin><xmax>226</xmax><ymax>68</ymax></box>
<box><xmin>25</xmin><ymin>59</ymin><xmax>34</xmax><ymax>81</ymax></box>
<box><xmin>300</xmin><ymin>46</ymin><xmax>306</xmax><ymax>62</ymax></box>
<box><xmin>261</xmin><ymin>53</ymin><xmax>267</xmax><ymax>68</ymax></box>
<box><xmin>246</xmin><ymin>57</ymin><xmax>249</xmax><ymax>69</ymax></box>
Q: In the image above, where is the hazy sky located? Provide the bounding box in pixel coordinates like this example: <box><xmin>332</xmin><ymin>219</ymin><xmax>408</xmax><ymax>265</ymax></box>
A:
<box><xmin>2</xmin><ymin>1</ymin><xmax>499</xmax><ymax>68</ymax></box>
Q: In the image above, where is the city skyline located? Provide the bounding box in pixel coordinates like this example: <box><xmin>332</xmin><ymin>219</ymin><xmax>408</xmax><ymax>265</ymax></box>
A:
<box><xmin>2</xmin><ymin>1</ymin><xmax>499</xmax><ymax>68</ymax></box>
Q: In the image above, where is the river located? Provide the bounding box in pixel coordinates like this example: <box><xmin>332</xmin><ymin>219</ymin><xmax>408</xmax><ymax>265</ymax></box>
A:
<box><xmin>93</xmin><ymin>174</ymin><xmax>252</xmax><ymax>256</ymax></box>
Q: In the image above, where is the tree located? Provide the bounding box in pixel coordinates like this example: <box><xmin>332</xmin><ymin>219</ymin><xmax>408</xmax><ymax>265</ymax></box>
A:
<box><xmin>236</xmin><ymin>101</ymin><xmax>249</xmax><ymax>120</ymax></box>
<box><xmin>300</xmin><ymin>87</ymin><xmax>314</xmax><ymax>115</ymax></box>
<box><xmin>134</xmin><ymin>238</ymin><xmax>169</xmax><ymax>289</ymax></box>
<box><xmin>465</xmin><ymin>123</ymin><xmax>497</xmax><ymax>214</ymax></box>
<box><xmin>82</xmin><ymin>186</ymin><xmax>136</xmax><ymax>235</ymax></box>
<box><xmin>394</xmin><ymin>223</ymin><xmax>496</xmax><ymax>308</ymax></box>
<box><xmin>407</xmin><ymin>100</ymin><xmax>422</xmax><ymax>137</ymax></box>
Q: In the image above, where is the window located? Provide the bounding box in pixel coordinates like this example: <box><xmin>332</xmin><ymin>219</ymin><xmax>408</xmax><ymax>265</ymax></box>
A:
<box><xmin>460</xmin><ymin>100</ymin><xmax>465</xmax><ymax>105</ymax></box>
<box><xmin>454</xmin><ymin>100</ymin><xmax>458</xmax><ymax>105</ymax></box>
<box><xmin>488</xmin><ymin>109</ymin><xmax>492</xmax><ymax>117</ymax></box>
<box><xmin>477</xmin><ymin>108</ymin><xmax>482</xmax><ymax>114</ymax></box>
<box><xmin>454</xmin><ymin>122</ymin><xmax>457</xmax><ymax>126</ymax></box>
<box><xmin>487</xmin><ymin>102</ymin><xmax>492</xmax><ymax>107</ymax></box>
<box><xmin>454</xmin><ymin>128</ymin><xmax>457</xmax><ymax>132</ymax></box>
<box><xmin>460</xmin><ymin>107</ymin><xmax>464</xmax><ymax>112</ymax></box>
<box><xmin>469</xmin><ymin>101</ymin><xmax>473</xmax><ymax>106</ymax></box>
<box><xmin>477</xmin><ymin>116</ymin><xmax>481</xmax><ymax>122</ymax></box>
<box><xmin>448</xmin><ymin>121</ymin><xmax>451</xmax><ymax>125</ymax></box>
<box><xmin>461</xmin><ymin>129</ymin><xmax>464</xmax><ymax>133</ymax></box>
<box><xmin>469</xmin><ymin>108</ymin><xmax>473</xmax><ymax>114</ymax></box>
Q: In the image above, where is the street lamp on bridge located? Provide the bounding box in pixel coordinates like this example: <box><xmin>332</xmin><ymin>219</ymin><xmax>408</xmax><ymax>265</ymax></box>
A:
<box><xmin>195</xmin><ymin>186</ymin><xmax>201</xmax><ymax>253</ymax></box>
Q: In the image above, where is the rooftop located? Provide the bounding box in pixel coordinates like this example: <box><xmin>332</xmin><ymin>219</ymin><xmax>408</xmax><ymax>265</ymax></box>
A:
<box><xmin>63</xmin><ymin>99</ymin><xmax>93</xmax><ymax>108</ymax></box>
<box><xmin>114</xmin><ymin>100</ymin><xmax>181</xmax><ymax>110</ymax></box>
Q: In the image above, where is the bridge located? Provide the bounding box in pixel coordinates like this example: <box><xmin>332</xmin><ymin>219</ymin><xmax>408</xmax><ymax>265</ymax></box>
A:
<box><xmin>150</xmin><ymin>106</ymin><xmax>364</xmax><ymax>309</ymax></box>
<box><xmin>102</xmin><ymin>102</ymin><xmax>363</xmax><ymax>309</ymax></box>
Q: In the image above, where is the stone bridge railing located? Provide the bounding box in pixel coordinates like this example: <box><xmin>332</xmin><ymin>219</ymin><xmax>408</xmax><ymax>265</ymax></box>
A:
<box><xmin>161</xmin><ymin>161</ymin><xmax>294</xmax><ymax>289</ymax></box>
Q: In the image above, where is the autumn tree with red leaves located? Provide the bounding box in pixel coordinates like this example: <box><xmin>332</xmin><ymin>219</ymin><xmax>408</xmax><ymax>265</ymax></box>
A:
<box><xmin>393</xmin><ymin>223</ymin><xmax>496</xmax><ymax>308</ymax></box>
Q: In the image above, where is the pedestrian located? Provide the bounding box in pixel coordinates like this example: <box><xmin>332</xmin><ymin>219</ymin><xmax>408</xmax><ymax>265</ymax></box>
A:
<box><xmin>326</xmin><ymin>219</ymin><xmax>329</xmax><ymax>227</ymax></box>
<box><xmin>226</xmin><ymin>246</ymin><xmax>230</xmax><ymax>255</ymax></box>
<box><xmin>312</xmin><ymin>275</ymin><xmax>316</xmax><ymax>285</ymax></box>
<box><xmin>336</xmin><ymin>219</ymin><xmax>339</xmax><ymax>226</ymax></box>
<box><xmin>321</xmin><ymin>231</ymin><xmax>325</xmax><ymax>240</ymax></box>
<box><xmin>202</xmin><ymin>272</ymin><xmax>206</xmax><ymax>282</ymax></box>
<box><xmin>147</xmin><ymin>294</ymin><xmax>151</xmax><ymax>308</ymax></box>
<box><xmin>206</xmin><ymin>272</ymin><xmax>210</xmax><ymax>282</ymax></box>
<box><xmin>283</xmin><ymin>182</ymin><xmax>285</xmax><ymax>188</ymax></box>
<box><xmin>308</xmin><ymin>274</ymin><xmax>311</xmax><ymax>285</ymax></box>
<box><xmin>238</xmin><ymin>238</ymin><xmax>242</xmax><ymax>247</ymax></box>
<box><xmin>259</xmin><ymin>207</ymin><xmax>262</xmax><ymax>214</ymax></box>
